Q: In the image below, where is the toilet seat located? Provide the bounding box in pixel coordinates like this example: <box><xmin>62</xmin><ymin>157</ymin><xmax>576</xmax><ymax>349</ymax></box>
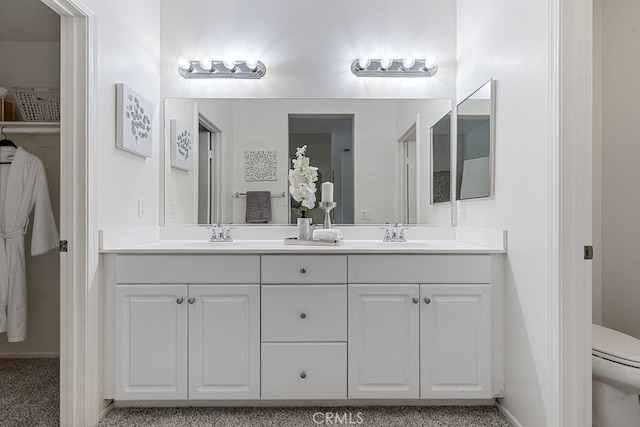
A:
<box><xmin>593</xmin><ymin>324</ymin><xmax>640</xmax><ymax>369</ymax></box>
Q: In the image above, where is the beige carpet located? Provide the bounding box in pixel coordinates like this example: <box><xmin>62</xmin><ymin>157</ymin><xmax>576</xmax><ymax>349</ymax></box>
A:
<box><xmin>100</xmin><ymin>406</ymin><xmax>512</xmax><ymax>426</ymax></box>
<box><xmin>0</xmin><ymin>358</ymin><xmax>59</xmax><ymax>427</ymax></box>
<box><xmin>0</xmin><ymin>359</ymin><xmax>512</xmax><ymax>426</ymax></box>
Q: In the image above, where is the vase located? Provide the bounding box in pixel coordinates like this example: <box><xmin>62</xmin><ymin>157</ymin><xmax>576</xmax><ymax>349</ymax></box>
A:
<box><xmin>297</xmin><ymin>217</ymin><xmax>312</xmax><ymax>241</ymax></box>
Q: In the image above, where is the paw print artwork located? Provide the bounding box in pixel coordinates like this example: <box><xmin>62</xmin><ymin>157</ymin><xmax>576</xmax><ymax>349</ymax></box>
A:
<box><xmin>125</xmin><ymin>94</ymin><xmax>152</xmax><ymax>145</ymax></box>
<box><xmin>176</xmin><ymin>128</ymin><xmax>192</xmax><ymax>162</ymax></box>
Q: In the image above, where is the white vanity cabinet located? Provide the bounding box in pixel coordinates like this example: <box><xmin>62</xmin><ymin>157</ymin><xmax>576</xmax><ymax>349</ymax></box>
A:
<box><xmin>114</xmin><ymin>255</ymin><xmax>261</xmax><ymax>401</ymax></box>
<box><xmin>260</xmin><ymin>255</ymin><xmax>348</xmax><ymax>400</ymax></box>
<box><xmin>348</xmin><ymin>255</ymin><xmax>494</xmax><ymax>399</ymax></box>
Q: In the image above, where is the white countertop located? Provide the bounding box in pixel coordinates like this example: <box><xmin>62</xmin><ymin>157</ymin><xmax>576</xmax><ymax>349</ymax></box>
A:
<box><xmin>99</xmin><ymin>226</ymin><xmax>507</xmax><ymax>254</ymax></box>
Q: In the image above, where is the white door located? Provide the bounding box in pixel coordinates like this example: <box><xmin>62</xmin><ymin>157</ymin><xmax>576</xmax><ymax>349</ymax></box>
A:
<box><xmin>188</xmin><ymin>284</ymin><xmax>260</xmax><ymax>399</ymax></box>
<box><xmin>115</xmin><ymin>285</ymin><xmax>188</xmax><ymax>400</ymax></box>
<box><xmin>348</xmin><ymin>284</ymin><xmax>420</xmax><ymax>398</ymax></box>
<box><xmin>420</xmin><ymin>284</ymin><xmax>492</xmax><ymax>398</ymax></box>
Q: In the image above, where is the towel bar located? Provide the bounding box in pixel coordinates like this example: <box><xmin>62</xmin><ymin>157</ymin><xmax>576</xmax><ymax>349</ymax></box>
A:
<box><xmin>235</xmin><ymin>191</ymin><xmax>286</xmax><ymax>198</ymax></box>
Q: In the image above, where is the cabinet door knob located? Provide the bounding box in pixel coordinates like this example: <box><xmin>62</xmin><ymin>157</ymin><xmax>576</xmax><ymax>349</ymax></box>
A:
<box><xmin>176</xmin><ymin>297</ymin><xmax>184</xmax><ymax>304</ymax></box>
<box><xmin>188</xmin><ymin>297</ymin><xmax>195</xmax><ymax>304</ymax></box>
<box><xmin>300</xmin><ymin>313</ymin><xmax>307</xmax><ymax>319</ymax></box>
<box><xmin>412</xmin><ymin>297</ymin><xmax>419</xmax><ymax>304</ymax></box>
<box><xmin>424</xmin><ymin>297</ymin><xmax>431</xmax><ymax>304</ymax></box>
<box><xmin>300</xmin><ymin>268</ymin><xmax>307</xmax><ymax>274</ymax></box>
<box><xmin>300</xmin><ymin>371</ymin><xmax>307</xmax><ymax>379</ymax></box>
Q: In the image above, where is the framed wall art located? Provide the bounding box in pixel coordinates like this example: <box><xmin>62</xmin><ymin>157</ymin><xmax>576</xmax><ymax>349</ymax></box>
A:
<box><xmin>170</xmin><ymin>119</ymin><xmax>193</xmax><ymax>171</ymax></box>
<box><xmin>245</xmin><ymin>150</ymin><xmax>277</xmax><ymax>181</ymax></box>
<box><xmin>115</xmin><ymin>83</ymin><xmax>153</xmax><ymax>157</ymax></box>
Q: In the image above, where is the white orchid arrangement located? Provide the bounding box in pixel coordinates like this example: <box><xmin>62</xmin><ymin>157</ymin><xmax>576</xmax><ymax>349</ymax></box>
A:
<box><xmin>288</xmin><ymin>145</ymin><xmax>318</xmax><ymax>218</ymax></box>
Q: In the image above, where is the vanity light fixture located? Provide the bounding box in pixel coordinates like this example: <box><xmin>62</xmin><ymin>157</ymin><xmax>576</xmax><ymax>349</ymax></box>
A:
<box><xmin>178</xmin><ymin>58</ymin><xmax>266</xmax><ymax>79</ymax></box>
<box><xmin>351</xmin><ymin>56</ymin><xmax>438</xmax><ymax>77</ymax></box>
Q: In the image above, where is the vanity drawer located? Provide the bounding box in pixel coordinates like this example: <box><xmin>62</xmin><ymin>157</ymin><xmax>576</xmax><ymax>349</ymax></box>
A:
<box><xmin>348</xmin><ymin>255</ymin><xmax>492</xmax><ymax>284</ymax></box>
<box><xmin>262</xmin><ymin>285</ymin><xmax>347</xmax><ymax>342</ymax></box>
<box><xmin>116</xmin><ymin>255</ymin><xmax>260</xmax><ymax>284</ymax></box>
<box><xmin>261</xmin><ymin>255</ymin><xmax>347</xmax><ymax>284</ymax></box>
<box><xmin>261</xmin><ymin>342</ymin><xmax>347</xmax><ymax>400</ymax></box>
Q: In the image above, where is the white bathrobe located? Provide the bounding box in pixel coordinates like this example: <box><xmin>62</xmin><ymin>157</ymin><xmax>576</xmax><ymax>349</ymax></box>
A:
<box><xmin>0</xmin><ymin>146</ymin><xmax>58</xmax><ymax>342</ymax></box>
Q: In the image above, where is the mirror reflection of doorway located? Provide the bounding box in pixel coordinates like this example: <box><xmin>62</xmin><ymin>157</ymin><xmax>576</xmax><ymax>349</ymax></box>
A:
<box><xmin>197</xmin><ymin>115</ymin><xmax>222</xmax><ymax>224</ymax></box>
<box><xmin>398</xmin><ymin>122</ymin><xmax>418</xmax><ymax>224</ymax></box>
<box><xmin>288</xmin><ymin>115</ymin><xmax>354</xmax><ymax>225</ymax></box>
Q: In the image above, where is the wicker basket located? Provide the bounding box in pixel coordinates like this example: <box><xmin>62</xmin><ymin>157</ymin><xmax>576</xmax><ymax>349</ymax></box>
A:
<box><xmin>12</xmin><ymin>87</ymin><xmax>60</xmax><ymax>121</ymax></box>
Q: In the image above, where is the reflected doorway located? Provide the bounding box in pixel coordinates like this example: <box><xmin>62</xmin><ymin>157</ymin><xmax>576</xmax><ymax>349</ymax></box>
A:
<box><xmin>398</xmin><ymin>122</ymin><xmax>418</xmax><ymax>224</ymax></box>
<box><xmin>197</xmin><ymin>114</ymin><xmax>222</xmax><ymax>224</ymax></box>
<box><xmin>288</xmin><ymin>115</ymin><xmax>354</xmax><ymax>225</ymax></box>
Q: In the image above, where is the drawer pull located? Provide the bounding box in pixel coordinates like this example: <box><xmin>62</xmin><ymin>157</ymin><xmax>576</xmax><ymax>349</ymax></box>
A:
<box><xmin>424</xmin><ymin>297</ymin><xmax>431</xmax><ymax>304</ymax></box>
<box><xmin>188</xmin><ymin>297</ymin><xmax>195</xmax><ymax>304</ymax></box>
<box><xmin>176</xmin><ymin>297</ymin><xmax>184</xmax><ymax>304</ymax></box>
<box><xmin>300</xmin><ymin>268</ymin><xmax>307</xmax><ymax>274</ymax></box>
<box><xmin>300</xmin><ymin>312</ymin><xmax>307</xmax><ymax>319</ymax></box>
<box><xmin>300</xmin><ymin>371</ymin><xmax>307</xmax><ymax>379</ymax></box>
<box><xmin>412</xmin><ymin>297</ymin><xmax>419</xmax><ymax>304</ymax></box>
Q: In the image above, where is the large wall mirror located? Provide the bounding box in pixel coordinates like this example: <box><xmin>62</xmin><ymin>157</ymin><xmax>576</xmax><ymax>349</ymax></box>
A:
<box><xmin>163</xmin><ymin>98</ymin><xmax>453</xmax><ymax>226</ymax></box>
<box><xmin>456</xmin><ymin>79</ymin><xmax>495</xmax><ymax>200</ymax></box>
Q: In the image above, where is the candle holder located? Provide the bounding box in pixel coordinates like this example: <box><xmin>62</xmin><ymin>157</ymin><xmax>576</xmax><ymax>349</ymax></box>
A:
<box><xmin>319</xmin><ymin>202</ymin><xmax>337</xmax><ymax>229</ymax></box>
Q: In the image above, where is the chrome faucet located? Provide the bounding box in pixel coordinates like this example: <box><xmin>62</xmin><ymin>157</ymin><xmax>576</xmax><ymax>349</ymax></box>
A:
<box><xmin>381</xmin><ymin>223</ymin><xmax>408</xmax><ymax>242</ymax></box>
<box><xmin>209</xmin><ymin>223</ymin><xmax>234</xmax><ymax>242</ymax></box>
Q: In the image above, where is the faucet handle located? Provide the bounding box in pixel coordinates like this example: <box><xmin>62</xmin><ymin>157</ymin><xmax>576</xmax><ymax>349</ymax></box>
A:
<box><xmin>222</xmin><ymin>223</ymin><xmax>235</xmax><ymax>241</ymax></box>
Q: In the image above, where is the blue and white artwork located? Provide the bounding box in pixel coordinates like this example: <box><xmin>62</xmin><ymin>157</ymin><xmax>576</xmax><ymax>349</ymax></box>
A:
<box><xmin>170</xmin><ymin>119</ymin><xmax>193</xmax><ymax>171</ymax></box>
<box><xmin>115</xmin><ymin>83</ymin><xmax>152</xmax><ymax>157</ymax></box>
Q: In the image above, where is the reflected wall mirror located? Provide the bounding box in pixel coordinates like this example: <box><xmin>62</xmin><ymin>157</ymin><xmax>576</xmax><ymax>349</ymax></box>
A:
<box><xmin>431</xmin><ymin>111</ymin><xmax>452</xmax><ymax>204</ymax></box>
<box><xmin>163</xmin><ymin>98</ymin><xmax>453</xmax><ymax>227</ymax></box>
<box><xmin>456</xmin><ymin>79</ymin><xmax>495</xmax><ymax>200</ymax></box>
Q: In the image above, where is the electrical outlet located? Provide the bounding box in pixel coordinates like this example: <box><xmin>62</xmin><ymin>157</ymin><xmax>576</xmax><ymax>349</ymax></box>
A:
<box><xmin>361</xmin><ymin>209</ymin><xmax>371</xmax><ymax>220</ymax></box>
<box><xmin>137</xmin><ymin>199</ymin><xmax>145</xmax><ymax>218</ymax></box>
<box><xmin>170</xmin><ymin>202</ymin><xmax>177</xmax><ymax>219</ymax></box>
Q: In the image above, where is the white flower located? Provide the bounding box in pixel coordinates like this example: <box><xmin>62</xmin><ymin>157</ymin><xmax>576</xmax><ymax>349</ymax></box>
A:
<box><xmin>288</xmin><ymin>145</ymin><xmax>318</xmax><ymax>212</ymax></box>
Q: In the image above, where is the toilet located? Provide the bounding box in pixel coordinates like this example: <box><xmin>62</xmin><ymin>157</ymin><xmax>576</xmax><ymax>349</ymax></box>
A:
<box><xmin>592</xmin><ymin>324</ymin><xmax>640</xmax><ymax>427</ymax></box>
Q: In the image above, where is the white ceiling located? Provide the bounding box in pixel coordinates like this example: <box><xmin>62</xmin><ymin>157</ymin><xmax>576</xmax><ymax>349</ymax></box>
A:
<box><xmin>0</xmin><ymin>0</ymin><xmax>59</xmax><ymax>42</ymax></box>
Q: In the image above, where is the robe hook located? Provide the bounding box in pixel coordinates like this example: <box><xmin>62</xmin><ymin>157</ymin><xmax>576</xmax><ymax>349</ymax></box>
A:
<box><xmin>0</xmin><ymin>127</ymin><xmax>5</xmax><ymax>139</ymax></box>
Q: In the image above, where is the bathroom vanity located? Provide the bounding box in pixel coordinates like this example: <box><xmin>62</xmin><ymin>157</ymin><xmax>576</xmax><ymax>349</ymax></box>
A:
<box><xmin>101</xmin><ymin>226</ymin><xmax>505</xmax><ymax>406</ymax></box>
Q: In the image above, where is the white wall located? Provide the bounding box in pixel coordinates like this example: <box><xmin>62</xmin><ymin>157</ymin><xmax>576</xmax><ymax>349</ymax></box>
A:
<box><xmin>457</xmin><ymin>1</ymin><xmax>550</xmax><ymax>426</ymax></box>
<box><xmin>84</xmin><ymin>0</ymin><xmax>162</xmax><ymax>229</ymax></box>
<box><xmin>599</xmin><ymin>0</ymin><xmax>640</xmax><ymax>339</ymax></box>
<box><xmin>160</xmin><ymin>0</ymin><xmax>456</xmax><ymax>100</ymax></box>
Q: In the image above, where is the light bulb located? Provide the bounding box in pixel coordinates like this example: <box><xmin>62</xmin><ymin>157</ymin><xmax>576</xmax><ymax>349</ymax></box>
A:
<box><xmin>423</xmin><ymin>56</ymin><xmax>437</xmax><ymax>71</ymax></box>
<box><xmin>178</xmin><ymin>58</ymin><xmax>192</xmax><ymax>70</ymax></box>
<box><xmin>402</xmin><ymin>56</ymin><xmax>415</xmax><ymax>69</ymax></box>
<box><xmin>357</xmin><ymin>58</ymin><xmax>371</xmax><ymax>70</ymax></box>
<box><xmin>246</xmin><ymin>58</ymin><xmax>259</xmax><ymax>72</ymax></box>
<box><xmin>223</xmin><ymin>58</ymin><xmax>237</xmax><ymax>71</ymax></box>
<box><xmin>199</xmin><ymin>58</ymin><xmax>213</xmax><ymax>71</ymax></box>
<box><xmin>380</xmin><ymin>58</ymin><xmax>393</xmax><ymax>70</ymax></box>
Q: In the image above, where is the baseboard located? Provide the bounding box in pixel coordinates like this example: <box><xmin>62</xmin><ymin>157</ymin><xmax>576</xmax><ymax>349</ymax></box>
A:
<box><xmin>496</xmin><ymin>401</ymin><xmax>523</xmax><ymax>427</ymax></box>
<box><xmin>0</xmin><ymin>352</ymin><xmax>60</xmax><ymax>358</ymax></box>
<box><xmin>99</xmin><ymin>401</ymin><xmax>114</xmax><ymax>422</ymax></box>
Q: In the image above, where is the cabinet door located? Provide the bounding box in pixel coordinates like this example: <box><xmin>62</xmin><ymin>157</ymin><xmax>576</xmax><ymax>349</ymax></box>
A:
<box><xmin>115</xmin><ymin>285</ymin><xmax>187</xmax><ymax>400</ymax></box>
<box><xmin>420</xmin><ymin>284</ymin><xmax>492</xmax><ymax>398</ymax></box>
<box><xmin>188</xmin><ymin>284</ymin><xmax>260</xmax><ymax>399</ymax></box>
<box><xmin>348</xmin><ymin>284</ymin><xmax>420</xmax><ymax>398</ymax></box>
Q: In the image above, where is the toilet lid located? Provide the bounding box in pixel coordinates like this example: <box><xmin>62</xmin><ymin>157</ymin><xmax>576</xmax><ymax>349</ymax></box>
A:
<box><xmin>592</xmin><ymin>324</ymin><xmax>640</xmax><ymax>368</ymax></box>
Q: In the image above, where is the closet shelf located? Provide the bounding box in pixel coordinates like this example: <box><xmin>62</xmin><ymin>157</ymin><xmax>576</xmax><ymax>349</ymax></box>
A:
<box><xmin>0</xmin><ymin>121</ymin><xmax>60</xmax><ymax>135</ymax></box>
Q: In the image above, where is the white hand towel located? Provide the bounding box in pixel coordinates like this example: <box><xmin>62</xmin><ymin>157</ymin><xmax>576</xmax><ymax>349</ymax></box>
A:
<box><xmin>312</xmin><ymin>228</ymin><xmax>342</xmax><ymax>241</ymax></box>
